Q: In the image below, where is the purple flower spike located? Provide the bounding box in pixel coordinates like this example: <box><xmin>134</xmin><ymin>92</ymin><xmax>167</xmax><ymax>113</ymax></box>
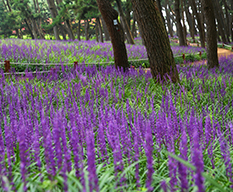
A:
<box><xmin>192</xmin><ymin>129</ymin><xmax>205</xmax><ymax>192</ymax></box>
<box><xmin>160</xmin><ymin>180</ymin><xmax>168</xmax><ymax>192</ymax></box>
<box><xmin>219</xmin><ymin>133</ymin><xmax>233</xmax><ymax>188</ymax></box>
<box><xmin>145</xmin><ymin>121</ymin><xmax>154</xmax><ymax>192</ymax></box>
<box><xmin>86</xmin><ymin>129</ymin><xmax>99</xmax><ymax>192</ymax></box>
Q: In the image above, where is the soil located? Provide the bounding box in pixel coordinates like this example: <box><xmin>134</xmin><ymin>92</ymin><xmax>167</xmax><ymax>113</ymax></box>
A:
<box><xmin>144</xmin><ymin>45</ymin><xmax>233</xmax><ymax>73</ymax></box>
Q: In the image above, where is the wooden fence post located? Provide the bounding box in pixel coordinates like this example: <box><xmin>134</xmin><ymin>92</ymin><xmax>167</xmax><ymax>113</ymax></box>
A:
<box><xmin>74</xmin><ymin>61</ymin><xmax>78</xmax><ymax>69</ymax></box>
<box><xmin>4</xmin><ymin>60</ymin><xmax>10</xmax><ymax>73</ymax></box>
<box><xmin>182</xmin><ymin>53</ymin><xmax>185</xmax><ymax>63</ymax></box>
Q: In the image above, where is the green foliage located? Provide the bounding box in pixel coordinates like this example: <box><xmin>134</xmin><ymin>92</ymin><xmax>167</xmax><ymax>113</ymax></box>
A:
<box><xmin>0</xmin><ymin>2</ymin><xmax>23</xmax><ymax>37</ymax></box>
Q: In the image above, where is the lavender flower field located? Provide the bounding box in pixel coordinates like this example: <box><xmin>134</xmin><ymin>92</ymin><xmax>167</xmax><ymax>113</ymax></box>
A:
<box><xmin>0</xmin><ymin>39</ymin><xmax>205</xmax><ymax>64</ymax></box>
<box><xmin>0</xmin><ymin>53</ymin><xmax>233</xmax><ymax>191</ymax></box>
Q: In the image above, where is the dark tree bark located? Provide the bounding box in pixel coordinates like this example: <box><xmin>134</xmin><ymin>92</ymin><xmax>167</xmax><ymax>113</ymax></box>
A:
<box><xmin>184</xmin><ymin>0</ymin><xmax>194</xmax><ymax>41</ymax></box>
<box><xmin>36</xmin><ymin>0</ymin><xmax>45</xmax><ymax>39</ymax></box>
<box><xmin>175</xmin><ymin>0</ymin><xmax>187</xmax><ymax>46</ymax></box>
<box><xmin>191</xmin><ymin>12</ymin><xmax>196</xmax><ymax>42</ymax></box>
<box><xmin>201</xmin><ymin>0</ymin><xmax>219</xmax><ymax>69</ymax></box>
<box><xmin>24</xmin><ymin>19</ymin><xmax>35</xmax><ymax>39</ymax></box>
<box><xmin>156</xmin><ymin>0</ymin><xmax>165</xmax><ymax>25</ymax></box>
<box><xmin>213</xmin><ymin>0</ymin><xmax>227</xmax><ymax>43</ymax></box>
<box><xmin>231</xmin><ymin>0</ymin><xmax>233</xmax><ymax>41</ymax></box>
<box><xmin>165</xmin><ymin>0</ymin><xmax>173</xmax><ymax>37</ymax></box>
<box><xmin>95</xmin><ymin>19</ymin><xmax>99</xmax><ymax>42</ymax></box>
<box><xmin>77</xmin><ymin>20</ymin><xmax>81</xmax><ymax>41</ymax></box>
<box><xmin>116</xmin><ymin>0</ymin><xmax>135</xmax><ymax>44</ymax></box>
<box><xmin>190</xmin><ymin>0</ymin><xmax>205</xmax><ymax>47</ymax></box>
<box><xmin>56</xmin><ymin>0</ymin><xmax>75</xmax><ymax>40</ymax></box>
<box><xmin>101</xmin><ymin>16</ymin><xmax>110</xmax><ymax>41</ymax></box>
<box><xmin>136</xmin><ymin>17</ymin><xmax>145</xmax><ymax>45</ymax></box>
<box><xmin>222</xmin><ymin>0</ymin><xmax>230</xmax><ymax>41</ymax></box>
<box><xmin>96</xmin><ymin>17</ymin><xmax>103</xmax><ymax>43</ymax></box>
<box><xmin>213</xmin><ymin>0</ymin><xmax>229</xmax><ymax>43</ymax></box>
<box><xmin>131</xmin><ymin>0</ymin><xmax>179</xmax><ymax>83</ymax></box>
<box><xmin>47</xmin><ymin>0</ymin><xmax>60</xmax><ymax>40</ymax></box>
<box><xmin>33</xmin><ymin>0</ymin><xmax>44</xmax><ymax>39</ymax></box>
<box><xmin>181</xmin><ymin>0</ymin><xmax>187</xmax><ymax>39</ymax></box>
<box><xmin>85</xmin><ymin>20</ymin><xmax>89</xmax><ymax>41</ymax></box>
<box><xmin>125</xmin><ymin>0</ymin><xmax>131</xmax><ymax>28</ymax></box>
<box><xmin>131</xmin><ymin>13</ymin><xmax>137</xmax><ymax>37</ymax></box>
<box><xmin>96</xmin><ymin>0</ymin><xmax>129</xmax><ymax>71</ymax></box>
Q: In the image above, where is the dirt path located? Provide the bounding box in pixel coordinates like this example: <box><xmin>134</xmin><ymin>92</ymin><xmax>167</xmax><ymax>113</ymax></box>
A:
<box><xmin>144</xmin><ymin>45</ymin><xmax>233</xmax><ymax>72</ymax></box>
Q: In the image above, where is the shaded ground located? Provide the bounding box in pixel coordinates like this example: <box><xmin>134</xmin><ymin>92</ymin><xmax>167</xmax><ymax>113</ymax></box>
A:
<box><xmin>144</xmin><ymin>45</ymin><xmax>233</xmax><ymax>73</ymax></box>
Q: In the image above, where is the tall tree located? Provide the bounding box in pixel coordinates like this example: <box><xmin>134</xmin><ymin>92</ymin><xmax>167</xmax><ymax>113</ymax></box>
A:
<box><xmin>165</xmin><ymin>0</ymin><xmax>173</xmax><ymax>37</ymax></box>
<box><xmin>96</xmin><ymin>0</ymin><xmax>129</xmax><ymax>71</ymax></box>
<box><xmin>213</xmin><ymin>0</ymin><xmax>229</xmax><ymax>43</ymax></box>
<box><xmin>201</xmin><ymin>0</ymin><xmax>219</xmax><ymax>69</ymax></box>
<box><xmin>190</xmin><ymin>0</ymin><xmax>205</xmax><ymax>47</ymax></box>
<box><xmin>115</xmin><ymin>0</ymin><xmax>134</xmax><ymax>44</ymax></box>
<box><xmin>101</xmin><ymin>16</ymin><xmax>110</xmax><ymax>41</ymax></box>
<box><xmin>56</xmin><ymin>0</ymin><xmax>75</xmax><ymax>40</ymax></box>
<box><xmin>174</xmin><ymin>0</ymin><xmax>187</xmax><ymax>46</ymax></box>
<box><xmin>131</xmin><ymin>0</ymin><xmax>179</xmax><ymax>83</ymax></box>
<box><xmin>96</xmin><ymin>17</ymin><xmax>103</xmax><ymax>42</ymax></box>
<box><xmin>47</xmin><ymin>0</ymin><xmax>60</xmax><ymax>40</ymax></box>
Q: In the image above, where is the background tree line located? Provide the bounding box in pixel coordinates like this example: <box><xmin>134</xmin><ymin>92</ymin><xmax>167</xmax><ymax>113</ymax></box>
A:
<box><xmin>0</xmin><ymin>0</ymin><xmax>227</xmax><ymax>82</ymax></box>
<box><xmin>1</xmin><ymin>0</ymin><xmax>232</xmax><ymax>45</ymax></box>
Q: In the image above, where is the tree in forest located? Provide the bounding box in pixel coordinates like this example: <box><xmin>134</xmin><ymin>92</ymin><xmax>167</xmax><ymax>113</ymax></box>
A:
<box><xmin>130</xmin><ymin>0</ymin><xmax>179</xmax><ymax>83</ymax></box>
<box><xmin>69</xmin><ymin>0</ymin><xmax>103</xmax><ymax>41</ymax></box>
<box><xmin>0</xmin><ymin>1</ymin><xmax>23</xmax><ymax>38</ymax></box>
<box><xmin>190</xmin><ymin>0</ymin><xmax>205</xmax><ymax>47</ymax></box>
<box><xmin>96</xmin><ymin>0</ymin><xmax>129</xmax><ymax>71</ymax></box>
<box><xmin>174</xmin><ymin>0</ymin><xmax>187</xmax><ymax>46</ymax></box>
<box><xmin>115</xmin><ymin>0</ymin><xmax>134</xmax><ymax>44</ymax></box>
<box><xmin>201</xmin><ymin>0</ymin><xmax>219</xmax><ymax>69</ymax></box>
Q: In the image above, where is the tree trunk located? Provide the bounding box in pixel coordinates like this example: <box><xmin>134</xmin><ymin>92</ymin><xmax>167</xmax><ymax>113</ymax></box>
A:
<box><xmin>47</xmin><ymin>0</ymin><xmax>60</xmax><ymax>40</ymax></box>
<box><xmin>30</xmin><ymin>18</ymin><xmax>38</xmax><ymax>39</ymax></box>
<box><xmin>190</xmin><ymin>0</ymin><xmax>205</xmax><ymax>47</ymax></box>
<box><xmin>24</xmin><ymin>19</ymin><xmax>35</xmax><ymax>39</ymax></box>
<box><xmin>131</xmin><ymin>13</ymin><xmax>137</xmax><ymax>38</ymax></box>
<box><xmin>181</xmin><ymin>0</ymin><xmax>187</xmax><ymax>39</ymax></box>
<box><xmin>85</xmin><ymin>20</ymin><xmax>89</xmax><ymax>41</ymax></box>
<box><xmin>156</xmin><ymin>0</ymin><xmax>165</xmax><ymax>25</ymax></box>
<box><xmin>95</xmin><ymin>19</ymin><xmax>99</xmax><ymax>42</ymax></box>
<box><xmin>65</xmin><ymin>19</ymin><xmax>75</xmax><ymax>40</ymax></box>
<box><xmin>191</xmin><ymin>12</ymin><xmax>196</xmax><ymax>42</ymax></box>
<box><xmin>131</xmin><ymin>0</ymin><xmax>179</xmax><ymax>83</ymax></box>
<box><xmin>36</xmin><ymin>0</ymin><xmax>45</xmax><ymax>39</ymax></box>
<box><xmin>101</xmin><ymin>16</ymin><xmax>110</xmax><ymax>41</ymax></box>
<box><xmin>5</xmin><ymin>0</ymin><xmax>11</xmax><ymax>11</ymax></box>
<box><xmin>77</xmin><ymin>20</ymin><xmax>81</xmax><ymax>41</ymax></box>
<box><xmin>136</xmin><ymin>16</ymin><xmax>145</xmax><ymax>45</ymax></box>
<box><xmin>222</xmin><ymin>0</ymin><xmax>230</xmax><ymax>41</ymax></box>
<box><xmin>33</xmin><ymin>0</ymin><xmax>44</xmax><ymax>39</ymax></box>
<box><xmin>175</xmin><ymin>0</ymin><xmax>187</xmax><ymax>46</ymax></box>
<box><xmin>56</xmin><ymin>0</ymin><xmax>75</xmax><ymax>40</ymax></box>
<box><xmin>201</xmin><ymin>0</ymin><xmax>219</xmax><ymax>69</ymax></box>
<box><xmin>184</xmin><ymin>0</ymin><xmax>194</xmax><ymax>40</ymax></box>
<box><xmin>231</xmin><ymin>0</ymin><xmax>233</xmax><ymax>41</ymax></box>
<box><xmin>116</xmin><ymin>0</ymin><xmax>135</xmax><ymax>44</ymax></box>
<box><xmin>165</xmin><ymin>0</ymin><xmax>173</xmax><ymax>37</ymax></box>
<box><xmin>97</xmin><ymin>17</ymin><xmax>103</xmax><ymax>43</ymax></box>
<box><xmin>96</xmin><ymin>0</ymin><xmax>129</xmax><ymax>71</ymax></box>
<box><xmin>2</xmin><ymin>0</ymin><xmax>8</xmax><ymax>11</ymax></box>
<box><xmin>125</xmin><ymin>0</ymin><xmax>131</xmax><ymax>28</ymax></box>
<box><xmin>213</xmin><ymin>0</ymin><xmax>227</xmax><ymax>43</ymax></box>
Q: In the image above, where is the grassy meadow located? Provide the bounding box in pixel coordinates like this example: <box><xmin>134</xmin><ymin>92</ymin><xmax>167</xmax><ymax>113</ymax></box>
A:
<box><xmin>0</xmin><ymin>38</ymin><xmax>232</xmax><ymax>191</ymax></box>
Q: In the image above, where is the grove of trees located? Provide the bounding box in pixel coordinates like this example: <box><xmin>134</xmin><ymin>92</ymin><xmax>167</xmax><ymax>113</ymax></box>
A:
<box><xmin>1</xmin><ymin>0</ymin><xmax>231</xmax><ymax>81</ymax></box>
